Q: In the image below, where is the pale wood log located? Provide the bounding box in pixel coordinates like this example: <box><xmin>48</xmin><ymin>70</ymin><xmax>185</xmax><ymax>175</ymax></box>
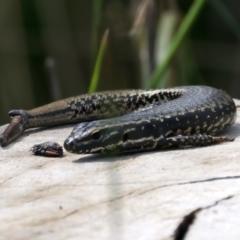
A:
<box><xmin>0</xmin><ymin>100</ymin><xmax>240</xmax><ymax>240</ymax></box>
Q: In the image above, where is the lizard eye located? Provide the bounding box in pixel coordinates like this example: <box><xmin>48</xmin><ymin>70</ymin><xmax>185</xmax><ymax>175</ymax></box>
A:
<box><xmin>91</xmin><ymin>131</ymin><xmax>102</xmax><ymax>140</ymax></box>
<box><xmin>123</xmin><ymin>133</ymin><xmax>128</xmax><ymax>142</ymax></box>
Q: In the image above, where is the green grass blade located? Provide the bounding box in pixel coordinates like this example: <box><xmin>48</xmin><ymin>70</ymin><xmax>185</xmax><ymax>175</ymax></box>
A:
<box><xmin>149</xmin><ymin>0</ymin><xmax>206</xmax><ymax>88</ymax></box>
<box><xmin>91</xmin><ymin>0</ymin><xmax>103</xmax><ymax>59</ymax></box>
<box><xmin>88</xmin><ymin>29</ymin><xmax>109</xmax><ymax>93</ymax></box>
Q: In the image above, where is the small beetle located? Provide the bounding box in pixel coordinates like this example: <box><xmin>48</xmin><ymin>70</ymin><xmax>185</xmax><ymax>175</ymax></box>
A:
<box><xmin>30</xmin><ymin>141</ymin><xmax>63</xmax><ymax>157</ymax></box>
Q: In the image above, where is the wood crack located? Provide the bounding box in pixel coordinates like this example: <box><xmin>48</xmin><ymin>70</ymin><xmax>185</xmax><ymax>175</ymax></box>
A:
<box><xmin>136</xmin><ymin>175</ymin><xmax>240</xmax><ymax>196</ymax></box>
<box><xmin>173</xmin><ymin>195</ymin><xmax>234</xmax><ymax>240</ymax></box>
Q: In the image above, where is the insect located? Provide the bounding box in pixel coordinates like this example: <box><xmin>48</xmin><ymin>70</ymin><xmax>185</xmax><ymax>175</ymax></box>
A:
<box><xmin>30</xmin><ymin>141</ymin><xmax>63</xmax><ymax>157</ymax></box>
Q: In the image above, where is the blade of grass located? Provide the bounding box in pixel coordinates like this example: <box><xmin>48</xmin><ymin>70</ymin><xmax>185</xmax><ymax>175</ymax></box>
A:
<box><xmin>91</xmin><ymin>0</ymin><xmax>103</xmax><ymax>59</ymax></box>
<box><xmin>209</xmin><ymin>0</ymin><xmax>240</xmax><ymax>40</ymax></box>
<box><xmin>88</xmin><ymin>29</ymin><xmax>109</xmax><ymax>93</ymax></box>
<box><xmin>154</xmin><ymin>10</ymin><xmax>181</xmax><ymax>87</ymax></box>
<box><xmin>149</xmin><ymin>0</ymin><xmax>206</xmax><ymax>88</ymax></box>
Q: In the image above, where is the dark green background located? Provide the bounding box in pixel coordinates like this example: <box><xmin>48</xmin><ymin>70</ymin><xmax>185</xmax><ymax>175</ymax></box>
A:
<box><xmin>0</xmin><ymin>0</ymin><xmax>240</xmax><ymax>125</ymax></box>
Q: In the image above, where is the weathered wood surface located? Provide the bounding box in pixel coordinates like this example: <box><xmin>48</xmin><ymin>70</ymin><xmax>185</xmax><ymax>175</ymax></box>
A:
<box><xmin>0</xmin><ymin>100</ymin><xmax>240</xmax><ymax>240</ymax></box>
